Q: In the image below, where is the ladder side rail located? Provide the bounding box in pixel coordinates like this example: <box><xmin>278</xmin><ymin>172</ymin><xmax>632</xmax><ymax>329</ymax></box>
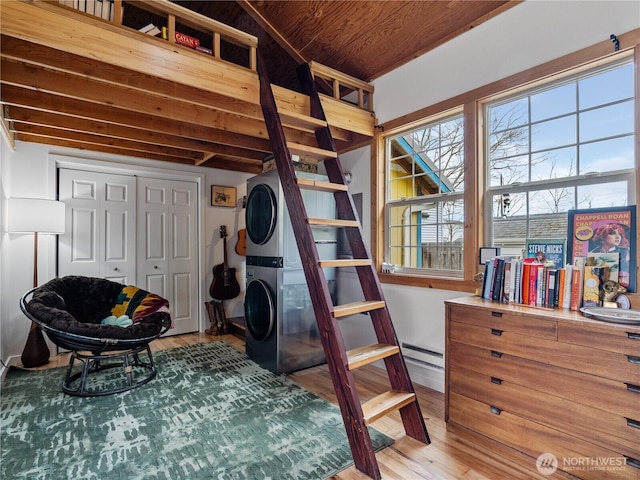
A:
<box><xmin>257</xmin><ymin>51</ymin><xmax>382</xmax><ymax>478</ymax></box>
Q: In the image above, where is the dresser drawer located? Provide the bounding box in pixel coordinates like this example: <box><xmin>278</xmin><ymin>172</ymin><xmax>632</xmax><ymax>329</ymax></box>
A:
<box><xmin>558</xmin><ymin>321</ymin><xmax>640</xmax><ymax>356</ymax></box>
<box><xmin>448</xmin><ymin>341</ymin><xmax>640</xmax><ymax>420</ymax></box>
<box><xmin>448</xmin><ymin>393</ymin><xmax>640</xmax><ymax>480</ymax></box>
<box><xmin>448</xmin><ymin>304</ymin><xmax>557</xmax><ymax>339</ymax></box>
<box><xmin>450</xmin><ymin>366</ymin><xmax>640</xmax><ymax>459</ymax></box>
<box><xmin>450</xmin><ymin>320</ymin><xmax>640</xmax><ymax>385</ymax></box>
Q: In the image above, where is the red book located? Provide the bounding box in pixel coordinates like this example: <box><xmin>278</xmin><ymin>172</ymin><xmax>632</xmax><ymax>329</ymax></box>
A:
<box><xmin>174</xmin><ymin>31</ymin><xmax>200</xmax><ymax>49</ymax></box>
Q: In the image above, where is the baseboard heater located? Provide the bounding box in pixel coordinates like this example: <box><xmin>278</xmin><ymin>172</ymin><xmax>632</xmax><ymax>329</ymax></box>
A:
<box><xmin>401</xmin><ymin>342</ymin><xmax>444</xmax><ymax>371</ymax></box>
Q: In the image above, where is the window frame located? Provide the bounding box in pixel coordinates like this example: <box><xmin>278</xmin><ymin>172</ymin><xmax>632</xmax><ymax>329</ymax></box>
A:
<box><xmin>384</xmin><ymin>109</ymin><xmax>466</xmax><ymax>277</ymax></box>
<box><xmin>374</xmin><ymin>29</ymin><xmax>640</xmax><ymax>297</ymax></box>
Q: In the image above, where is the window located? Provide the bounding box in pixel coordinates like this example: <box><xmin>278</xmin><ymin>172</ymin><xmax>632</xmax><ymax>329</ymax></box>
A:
<box><xmin>377</xmin><ymin>38</ymin><xmax>639</xmax><ymax>290</ymax></box>
<box><xmin>385</xmin><ymin>112</ymin><xmax>465</xmax><ymax>276</ymax></box>
<box><xmin>485</xmin><ymin>59</ymin><xmax>636</xmax><ymax>256</ymax></box>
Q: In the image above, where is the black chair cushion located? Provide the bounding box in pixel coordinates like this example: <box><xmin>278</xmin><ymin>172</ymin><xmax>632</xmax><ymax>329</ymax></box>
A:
<box><xmin>26</xmin><ymin>276</ymin><xmax>171</xmax><ymax>340</ymax></box>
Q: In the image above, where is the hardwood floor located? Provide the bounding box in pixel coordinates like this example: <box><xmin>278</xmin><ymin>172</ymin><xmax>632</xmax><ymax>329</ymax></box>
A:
<box><xmin>30</xmin><ymin>332</ymin><xmax>574</xmax><ymax>480</ymax></box>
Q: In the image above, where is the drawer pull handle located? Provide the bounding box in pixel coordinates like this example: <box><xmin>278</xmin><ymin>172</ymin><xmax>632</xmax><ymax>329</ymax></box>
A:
<box><xmin>628</xmin><ymin>332</ymin><xmax>640</xmax><ymax>341</ymax></box>
<box><xmin>491</xmin><ymin>350</ymin><xmax>503</xmax><ymax>358</ymax></box>
<box><xmin>627</xmin><ymin>355</ymin><xmax>640</xmax><ymax>365</ymax></box>
<box><xmin>626</xmin><ymin>383</ymin><xmax>640</xmax><ymax>394</ymax></box>
<box><xmin>489</xmin><ymin>406</ymin><xmax>502</xmax><ymax>415</ymax></box>
<box><xmin>491</xmin><ymin>311</ymin><xmax>503</xmax><ymax>318</ymax></box>
<box><xmin>626</xmin><ymin>418</ymin><xmax>640</xmax><ymax>430</ymax></box>
<box><xmin>491</xmin><ymin>377</ymin><xmax>503</xmax><ymax>385</ymax></box>
<box><xmin>491</xmin><ymin>328</ymin><xmax>503</xmax><ymax>336</ymax></box>
<box><xmin>627</xmin><ymin>456</ymin><xmax>640</xmax><ymax>470</ymax></box>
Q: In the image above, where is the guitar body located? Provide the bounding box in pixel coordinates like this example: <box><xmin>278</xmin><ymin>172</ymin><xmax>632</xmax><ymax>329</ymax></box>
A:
<box><xmin>235</xmin><ymin>229</ymin><xmax>247</xmax><ymax>256</ymax></box>
<box><xmin>210</xmin><ymin>264</ymin><xmax>240</xmax><ymax>300</ymax></box>
<box><xmin>209</xmin><ymin>226</ymin><xmax>241</xmax><ymax>301</ymax></box>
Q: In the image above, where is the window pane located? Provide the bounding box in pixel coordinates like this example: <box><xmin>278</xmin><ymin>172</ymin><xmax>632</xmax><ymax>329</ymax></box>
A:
<box><xmin>531</xmin><ymin>115</ymin><xmax>576</xmax><ymax>151</ymax></box>
<box><xmin>579</xmin><ymin>63</ymin><xmax>634</xmax><ymax>109</ymax></box>
<box><xmin>489</xmin><ymin>98</ymin><xmax>529</xmax><ymax>132</ymax></box>
<box><xmin>489</xmin><ymin>127</ymin><xmax>530</xmax><ymax>160</ymax></box>
<box><xmin>577</xmin><ymin>182</ymin><xmax>629</xmax><ymax>209</ymax></box>
<box><xmin>531</xmin><ymin>146</ymin><xmax>577</xmax><ymax>181</ymax></box>
<box><xmin>489</xmin><ymin>154</ymin><xmax>530</xmax><ymax>186</ymax></box>
<box><xmin>579</xmin><ymin>100</ymin><xmax>634</xmax><ymax>142</ymax></box>
<box><xmin>531</xmin><ymin>83</ymin><xmax>576</xmax><ymax>122</ymax></box>
<box><xmin>579</xmin><ymin>136</ymin><xmax>634</xmax><ymax>173</ymax></box>
<box><xmin>529</xmin><ymin>188</ymin><xmax>574</xmax><ymax>215</ymax></box>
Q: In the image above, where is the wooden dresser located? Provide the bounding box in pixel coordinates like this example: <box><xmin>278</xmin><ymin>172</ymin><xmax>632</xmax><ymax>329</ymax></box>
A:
<box><xmin>445</xmin><ymin>296</ymin><xmax>640</xmax><ymax>479</ymax></box>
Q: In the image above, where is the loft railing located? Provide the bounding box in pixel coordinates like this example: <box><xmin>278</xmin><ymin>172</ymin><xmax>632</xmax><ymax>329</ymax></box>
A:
<box><xmin>52</xmin><ymin>0</ymin><xmax>373</xmax><ymax>112</ymax></box>
<box><xmin>309</xmin><ymin>61</ymin><xmax>374</xmax><ymax>112</ymax></box>
<box><xmin>55</xmin><ymin>0</ymin><xmax>257</xmax><ymax>71</ymax></box>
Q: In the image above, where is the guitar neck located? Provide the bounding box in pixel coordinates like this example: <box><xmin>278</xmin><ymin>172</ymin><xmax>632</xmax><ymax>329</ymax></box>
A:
<box><xmin>223</xmin><ymin>236</ymin><xmax>228</xmax><ymax>268</ymax></box>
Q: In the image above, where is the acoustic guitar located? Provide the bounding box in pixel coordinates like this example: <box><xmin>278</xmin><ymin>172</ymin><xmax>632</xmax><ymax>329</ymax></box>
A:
<box><xmin>209</xmin><ymin>226</ymin><xmax>241</xmax><ymax>300</ymax></box>
<box><xmin>235</xmin><ymin>228</ymin><xmax>246</xmax><ymax>256</ymax></box>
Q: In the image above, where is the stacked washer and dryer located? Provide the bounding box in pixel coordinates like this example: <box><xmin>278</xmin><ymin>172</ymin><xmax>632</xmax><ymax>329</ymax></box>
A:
<box><xmin>244</xmin><ymin>169</ymin><xmax>337</xmax><ymax>373</ymax></box>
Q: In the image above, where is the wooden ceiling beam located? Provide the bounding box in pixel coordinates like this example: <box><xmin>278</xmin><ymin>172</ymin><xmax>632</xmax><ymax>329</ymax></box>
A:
<box><xmin>6</xmin><ymin>107</ymin><xmax>235</xmax><ymax>153</ymax></box>
<box><xmin>13</xmin><ymin>123</ymin><xmax>203</xmax><ymax>160</ymax></box>
<box><xmin>14</xmin><ymin>133</ymin><xmax>197</xmax><ymax>165</ymax></box>
<box><xmin>1</xmin><ymin>85</ymin><xmax>274</xmax><ymax>152</ymax></box>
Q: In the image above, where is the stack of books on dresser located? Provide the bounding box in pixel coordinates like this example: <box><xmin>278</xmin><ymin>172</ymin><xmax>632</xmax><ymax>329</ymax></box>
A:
<box><xmin>480</xmin><ymin>253</ymin><xmax>619</xmax><ymax>311</ymax></box>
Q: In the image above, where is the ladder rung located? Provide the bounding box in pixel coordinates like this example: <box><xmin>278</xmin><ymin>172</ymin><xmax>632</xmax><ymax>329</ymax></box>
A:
<box><xmin>362</xmin><ymin>391</ymin><xmax>417</xmax><ymax>425</ymax></box>
<box><xmin>318</xmin><ymin>258</ymin><xmax>372</xmax><ymax>268</ymax></box>
<box><xmin>308</xmin><ymin>218</ymin><xmax>360</xmax><ymax>228</ymax></box>
<box><xmin>346</xmin><ymin>343</ymin><xmax>400</xmax><ymax>370</ymax></box>
<box><xmin>333</xmin><ymin>300</ymin><xmax>385</xmax><ymax>318</ymax></box>
<box><xmin>297</xmin><ymin>177</ymin><xmax>348</xmax><ymax>192</ymax></box>
<box><xmin>280</xmin><ymin>111</ymin><xmax>328</xmax><ymax>132</ymax></box>
<box><xmin>287</xmin><ymin>142</ymin><xmax>337</xmax><ymax>162</ymax></box>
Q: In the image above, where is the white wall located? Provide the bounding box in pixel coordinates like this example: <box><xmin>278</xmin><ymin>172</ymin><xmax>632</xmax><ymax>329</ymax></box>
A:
<box><xmin>0</xmin><ymin>142</ymin><xmax>252</xmax><ymax>368</ymax></box>
<box><xmin>340</xmin><ymin>0</ymin><xmax>640</xmax><ymax>392</ymax></box>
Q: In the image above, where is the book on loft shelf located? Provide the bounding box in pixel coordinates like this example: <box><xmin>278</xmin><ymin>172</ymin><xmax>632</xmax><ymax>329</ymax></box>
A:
<box><xmin>567</xmin><ymin>206</ymin><xmax>636</xmax><ymax>293</ymax></box>
<box><xmin>524</xmin><ymin>238</ymin><xmax>565</xmax><ymax>269</ymax></box>
<box><xmin>162</xmin><ymin>27</ymin><xmax>200</xmax><ymax>49</ymax></box>
<box><xmin>139</xmin><ymin>23</ymin><xmax>161</xmax><ymax>37</ymax></box>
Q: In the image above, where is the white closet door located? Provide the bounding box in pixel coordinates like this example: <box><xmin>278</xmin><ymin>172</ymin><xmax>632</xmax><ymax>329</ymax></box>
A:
<box><xmin>137</xmin><ymin>177</ymin><xmax>198</xmax><ymax>335</ymax></box>
<box><xmin>58</xmin><ymin>169</ymin><xmax>136</xmax><ymax>284</ymax></box>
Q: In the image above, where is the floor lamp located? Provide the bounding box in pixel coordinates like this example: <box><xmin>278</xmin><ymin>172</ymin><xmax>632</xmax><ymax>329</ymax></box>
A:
<box><xmin>8</xmin><ymin>198</ymin><xmax>66</xmax><ymax>368</ymax></box>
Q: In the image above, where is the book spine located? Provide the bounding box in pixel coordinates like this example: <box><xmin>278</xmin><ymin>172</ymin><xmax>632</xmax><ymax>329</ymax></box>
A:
<box><xmin>522</xmin><ymin>263</ymin><xmax>531</xmax><ymax>305</ymax></box>
<box><xmin>547</xmin><ymin>269</ymin><xmax>558</xmax><ymax>308</ymax></box>
<box><xmin>562</xmin><ymin>265</ymin><xmax>573</xmax><ymax>309</ymax></box>
<box><xmin>557</xmin><ymin>268</ymin><xmax>566</xmax><ymax>309</ymax></box>
<box><xmin>503</xmin><ymin>260</ymin><xmax>512</xmax><ymax>303</ymax></box>
<box><xmin>570</xmin><ymin>257</ymin><xmax>586</xmax><ymax>311</ymax></box>
<box><xmin>492</xmin><ymin>258</ymin><xmax>505</xmax><ymax>301</ymax></box>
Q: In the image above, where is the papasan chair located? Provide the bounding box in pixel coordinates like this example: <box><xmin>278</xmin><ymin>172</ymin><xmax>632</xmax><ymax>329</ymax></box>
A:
<box><xmin>20</xmin><ymin>276</ymin><xmax>173</xmax><ymax>397</ymax></box>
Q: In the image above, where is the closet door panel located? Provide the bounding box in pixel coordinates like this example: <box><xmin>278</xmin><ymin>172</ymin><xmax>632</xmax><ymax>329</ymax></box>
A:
<box><xmin>137</xmin><ymin>177</ymin><xmax>198</xmax><ymax>335</ymax></box>
<box><xmin>59</xmin><ymin>169</ymin><xmax>135</xmax><ymax>284</ymax></box>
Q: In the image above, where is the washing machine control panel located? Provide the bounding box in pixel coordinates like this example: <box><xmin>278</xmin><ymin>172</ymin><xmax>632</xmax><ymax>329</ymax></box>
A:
<box><xmin>246</xmin><ymin>255</ymin><xmax>283</xmax><ymax>268</ymax></box>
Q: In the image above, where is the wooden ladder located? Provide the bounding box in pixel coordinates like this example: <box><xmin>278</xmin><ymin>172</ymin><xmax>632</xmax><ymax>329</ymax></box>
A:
<box><xmin>257</xmin><ymin>54</ymin><xmax>430</xmax><ymax>480</ymax></box>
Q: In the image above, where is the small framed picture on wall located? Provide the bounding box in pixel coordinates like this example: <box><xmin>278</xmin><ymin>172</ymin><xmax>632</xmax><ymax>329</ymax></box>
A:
<box><xmin>211</xmin><ymin>185</ymin><xmax>237</xmax><ymax>207</ymax></box>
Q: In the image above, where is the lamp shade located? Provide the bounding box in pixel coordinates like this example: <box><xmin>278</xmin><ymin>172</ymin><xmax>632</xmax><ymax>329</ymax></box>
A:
<box><xmin>8</xmin><ymin>198</ymin><xmax>66</xmax><ymax>234</ymax></box>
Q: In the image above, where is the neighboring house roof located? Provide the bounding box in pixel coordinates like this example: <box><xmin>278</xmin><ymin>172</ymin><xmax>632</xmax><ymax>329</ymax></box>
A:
<box><xmin>393</xmin><ymin>137</ymin><xmax>454</xmax><ymax>194</ymax></box>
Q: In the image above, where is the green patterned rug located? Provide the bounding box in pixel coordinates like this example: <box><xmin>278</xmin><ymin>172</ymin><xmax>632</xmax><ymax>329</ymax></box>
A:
<box><xmin>1</xmin><ymin>341</ymin><xmax>393</xmax><ymax>479</ymax></box>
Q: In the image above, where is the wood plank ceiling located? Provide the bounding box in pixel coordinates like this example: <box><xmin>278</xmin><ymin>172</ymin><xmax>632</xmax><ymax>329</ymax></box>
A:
<box><xmin>0</xmin><ymin>0</ymin><xmax>519</xmax><ymax>173</ymax></box>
